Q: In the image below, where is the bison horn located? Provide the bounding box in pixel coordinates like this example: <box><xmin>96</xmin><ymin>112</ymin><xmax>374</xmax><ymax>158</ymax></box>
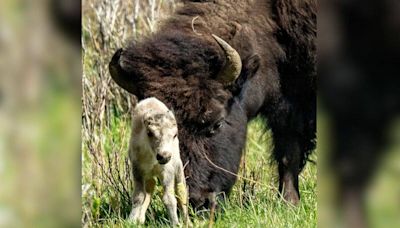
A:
<box><xmin>212</xmin><ymin>34</ymin><xmax>242</xmax><ymax>84</ymax></box>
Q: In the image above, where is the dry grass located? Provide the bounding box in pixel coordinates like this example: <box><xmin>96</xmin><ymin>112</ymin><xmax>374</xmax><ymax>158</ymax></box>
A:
<box><xmin>81</xmin><ymin>0</ymin><xmax>178</xmax><ymax>226</ymax></box>
<box><xmin>82</xmin><ymin>0</ymin><xmax>178</xmax><ymax>138</ymax></box>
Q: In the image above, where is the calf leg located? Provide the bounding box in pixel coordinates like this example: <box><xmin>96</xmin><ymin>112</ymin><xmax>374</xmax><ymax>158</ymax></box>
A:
<box><xmin>162</xmin><ymin>171</ymin><xmax>179</xmax><ymax>226</ymax></box>
<box><xmin>129</xmin><ymin>178</ymin><xmax>146</xmax><ymax>223</ymax></box>
<box><xmin>175</xmin><ymin>163</ymin><xmax>190</xmax><ymax>226</ymax></box>
<box><xmin>138</xmin><ymin>178</ymin><xmax>156</xmax><ymax>223</ymax></box>
<box><xmin>129</xmin><ymin>164</ymin><xmax>156</xmax><ymax>224</ymax></box>
<box><xmin>208</xmin><ymin>192</ymin><xmax>217</xmax><ymax>228</ymax></box>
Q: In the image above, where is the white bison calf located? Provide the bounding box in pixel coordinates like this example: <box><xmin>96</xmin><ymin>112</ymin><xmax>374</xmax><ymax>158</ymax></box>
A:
<box><xmin>128</xmin><ymin>97</ymin><xmax>189</xmax><ymax>226</ymax></box>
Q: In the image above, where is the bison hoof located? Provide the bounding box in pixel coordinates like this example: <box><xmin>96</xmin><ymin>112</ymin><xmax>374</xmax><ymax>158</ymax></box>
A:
<box><xmin>283</xmin><ymin>191</ymin><xmax>300</xmax><ymax>206</ymax></box>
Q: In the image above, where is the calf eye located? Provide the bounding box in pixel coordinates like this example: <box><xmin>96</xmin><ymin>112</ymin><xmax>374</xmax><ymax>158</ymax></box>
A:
<box><xmin>173</xmin><ymin>133</ymin><xmax>178</xmax><ymax>139</ymax></box>
<box><xmin>147</xmin><ymin>130</ymin><xmax>154</xmax><ymax>138</ymax></box>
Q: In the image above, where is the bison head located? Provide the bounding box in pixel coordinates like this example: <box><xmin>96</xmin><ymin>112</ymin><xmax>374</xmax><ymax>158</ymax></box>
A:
<box><xmin>109</xmin><ymin>32</ymin><xmax>256</xmax><ymax>135</ymax></box>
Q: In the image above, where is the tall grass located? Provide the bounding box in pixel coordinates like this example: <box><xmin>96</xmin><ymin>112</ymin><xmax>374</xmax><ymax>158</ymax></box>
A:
<box><xmin>82</xmin><ymin>0</ymin><xmax>177</xmax><ymax>226</ymax></box>
<box><xmin>82</xmin><ymin>0</ymin><xmax>317</xmax><ymax>227</ymax></box>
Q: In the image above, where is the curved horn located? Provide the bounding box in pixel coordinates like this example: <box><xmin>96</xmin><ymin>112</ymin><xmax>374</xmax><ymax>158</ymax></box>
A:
<box><xmin>212</xmin><ymin>34</ymin><xmax>242</xmax><ymax>84</ymax></box>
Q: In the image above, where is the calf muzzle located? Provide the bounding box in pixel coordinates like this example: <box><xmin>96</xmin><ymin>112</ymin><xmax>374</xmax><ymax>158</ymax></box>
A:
<box><xmin>156</xmin><ymin>152</ymin><xmax>171</xmax><ymax>164</ymax></box>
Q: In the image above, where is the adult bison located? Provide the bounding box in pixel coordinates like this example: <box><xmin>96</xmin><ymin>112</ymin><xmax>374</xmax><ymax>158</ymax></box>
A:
<box><xmin>109</xmin><ymin>0</ymin><xmax>316</xmax><ymax>208</ymax></box>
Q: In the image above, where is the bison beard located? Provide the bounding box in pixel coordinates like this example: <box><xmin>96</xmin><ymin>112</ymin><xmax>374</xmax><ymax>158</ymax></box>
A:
<box><xmin>109</xmin><ymin>0</ymin><xmax>316</xmax><ymax>209</ymax></box>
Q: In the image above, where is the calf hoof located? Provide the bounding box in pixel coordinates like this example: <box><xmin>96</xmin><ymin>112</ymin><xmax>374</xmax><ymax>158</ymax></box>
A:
<box><xmin>171</xmin><ymin>221</ymin><xmax>180</xmax><ymax>227</ymax></box>
<box><xmin>186</xmin><ymin>220</ymin><xmax>193</xmax><ymax>228</ymax></box>
<box><xmin>176</xmin><ymin>221</ymin><xmax>193</xmax><ymax>228</ymax></box>
<box><xmin>128</xmin><ymin>213</ymin><xmax>145</xmax><ymax>225</ymax></box>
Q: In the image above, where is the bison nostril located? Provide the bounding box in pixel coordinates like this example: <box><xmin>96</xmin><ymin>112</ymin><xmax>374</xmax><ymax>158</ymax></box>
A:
<box><xmin>156</xmin><ymin>154</ymin><xmax>163</xmax><ymax>161</ymax></box>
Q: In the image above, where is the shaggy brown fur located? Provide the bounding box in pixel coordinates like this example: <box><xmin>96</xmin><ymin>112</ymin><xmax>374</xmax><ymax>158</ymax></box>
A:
<box><xmin>111</xmin><ymin>0</ymin><xmax>284</xmax><ymax>128</ymax></box>
<box><xmin>110</xmin><ymin>0</ymin><xmax>316</xmax><ymax>207</ymax></box>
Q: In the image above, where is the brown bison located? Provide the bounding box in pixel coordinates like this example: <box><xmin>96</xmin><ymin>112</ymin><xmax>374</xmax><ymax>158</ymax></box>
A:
<box><xmin>109</xmin><ymin>0</ymin><xmax>316</xmax><ymax>208</ymax></box>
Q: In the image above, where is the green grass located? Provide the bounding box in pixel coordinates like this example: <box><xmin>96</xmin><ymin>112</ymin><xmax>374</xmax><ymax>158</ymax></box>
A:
<box><xmin>82</xmin><ymin>116</ymin><xmax>317</xmax><ymax>227</ymax></box>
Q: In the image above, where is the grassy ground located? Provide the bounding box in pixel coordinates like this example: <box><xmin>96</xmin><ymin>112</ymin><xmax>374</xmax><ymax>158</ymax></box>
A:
<box><xmin>82</xmin><ymin>115</ymin><xmax>317</xmax><ymax>227</ymax></box>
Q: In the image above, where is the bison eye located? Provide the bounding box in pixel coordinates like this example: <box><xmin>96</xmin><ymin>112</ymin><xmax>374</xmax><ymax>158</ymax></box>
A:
<box><xmin>173</xmin><ymin>133</ymin><xmax>178</xmax><ymax>139</ymax></box>
<box><xmin>147</xmin><ymin>130</ymin><xmax>154</xmax><ymax>138</ymax></box>
<box><xmin>205</xmin><ymin>120</ymin><xmax>224</xmax><ymax>137</ymax></box>
<box><xmin>214</xmin><ymin>122</ymin><xmax>222</xmax><ymax>130</ymax></box>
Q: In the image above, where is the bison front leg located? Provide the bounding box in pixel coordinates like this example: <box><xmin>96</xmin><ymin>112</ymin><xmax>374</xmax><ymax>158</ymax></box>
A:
<box><xmin>278</xmin><ymin>153</ymin><xmax>300</xmax><ymax>205</ymax></box>
<box><xmin>275</xmin><ymin>129</ymin><xmax>315</xmax><ymax>205</ymax></box>
<box><xmin>273</xmin><ymin>133</ymin><xmax>302</xmax><ymax>205</ymax></box>
<box><xmin>268</xmin><ymin>98</ymin><xmax>315</xmax><ymax>205</ymax></box>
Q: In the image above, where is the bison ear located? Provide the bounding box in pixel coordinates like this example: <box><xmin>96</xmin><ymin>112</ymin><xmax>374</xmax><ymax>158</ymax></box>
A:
<box><xmin>234</xmin><ymin>54</ymin><xmax>260</xmax><ymax>89</ymax></box>
<box><xmin>109</xmin><ymin>48</ymin><xmax>139</xmax><ymax>95</ymax></box>
<box><xmin>244</xmin><ymin>54</ymin><xmax>260</xmax><ymax>79</ymax></box>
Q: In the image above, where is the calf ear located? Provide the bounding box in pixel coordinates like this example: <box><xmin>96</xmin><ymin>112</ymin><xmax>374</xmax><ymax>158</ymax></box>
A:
<box><xmin>232</xmin><ymin>54</ymin><xmax>260</xmax><ymax>93</ymax></box>
<box><xmin>142</xmin><ymin>115</ymin><xmax>152</xmax><ymax>127</ymax></box>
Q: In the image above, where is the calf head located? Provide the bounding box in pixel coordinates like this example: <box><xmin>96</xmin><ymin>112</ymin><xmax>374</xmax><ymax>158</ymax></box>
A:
<box><xmin>143</xmin><ymin>111</ymin><xmax>178</xmax><ymax>165</ymax></box>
